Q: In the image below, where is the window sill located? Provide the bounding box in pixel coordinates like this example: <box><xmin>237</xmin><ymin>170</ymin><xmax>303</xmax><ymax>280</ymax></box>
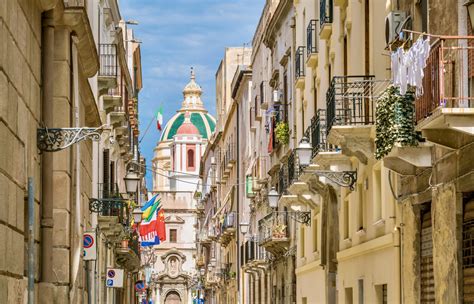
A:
<box><xmin>372</xmin><ymin>218</ymin><xmax>385</xmax><ymax>228</ymax></box>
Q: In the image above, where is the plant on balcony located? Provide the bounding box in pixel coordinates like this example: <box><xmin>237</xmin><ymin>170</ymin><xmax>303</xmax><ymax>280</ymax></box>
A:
<box><xmin>272</xmin><ymin>223</ymin><xmax>287</xmax><ymax>238</ymax></box>
<box><xmin>275</xmin><ymin>121</ymin><xmax>290</xmax><ymax>145</ymax></box>
<box><xmin>375</xmin><ymin>86</ymin><xmax>423</xmax><ymax>159</ymax></box>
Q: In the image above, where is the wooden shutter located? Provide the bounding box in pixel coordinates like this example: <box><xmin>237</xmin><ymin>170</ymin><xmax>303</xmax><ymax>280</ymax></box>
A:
<box><xmin>463</xmin><ymin>198</ymin><xmax>474</xmax><ymax>303</ymax></box>
<box><xmin>102</xmin><ymin>149</ymin><xmax>110</xmax><ymax>199</ymax></box>
<box><xmin>420</xmin><ymin>206</ymin><xmax>434</xmax><ymax>303</ymax></box>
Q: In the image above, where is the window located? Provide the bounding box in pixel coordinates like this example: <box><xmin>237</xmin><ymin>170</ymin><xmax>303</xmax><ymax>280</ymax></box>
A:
<box><xmin>169</xmin><ymin>229</ymin><xmax>177</xmax><ymax>243</ymax></box>
<box><xmin>260</xmin><ymin>81</ymin><xmax>264</xmax><ymax>104</ymax></box>
<box><xmin>187</xmin><ymin>149</ymin><xmax>195</xmax><ymax>169</ymax></box>
<box><xmin>375</xmin><ymin>284</ymin><xmax>388</xmax><ymax>304</ymax></box>
<box><xmin>344</xmin><ymin>198</ymin><xmax>350</xmax><ymax>239</ymax></box>
<box><xmin>373</xmin><ymin>166</ymin><xmax>382</xmax><ymax>221</ymax></box>
<box><xmin>358</xmin><ymin>279</ymin><xmax>364</xmax><ymax>304</ymax></box>
<box><xmin>302</xmin><ymin>297</ymin><xmax>307</xmax><ymax>304</ymax></box>
<box><xmin>313</xmin><ymin>217</ymin><xmax>318</xmax><ymax>253</ymax></box>
<box><xmin>357</xmin><ymin>183</ymin><xmax>365</xmax><ymax>231</ymax></box>
<box><xmin>300</xmin><ymin>226</ymin><xmax>305</xmax><ymax>258</ymax></box>
<box><xmin>283</xmin><ymin>72</ymin><xmax>288</xmax><ymax>123</ymax></box>
<box><xmin>345</xmin><ymin>288</ymin><xmax>353</xmax><ymax>304</ymax></box>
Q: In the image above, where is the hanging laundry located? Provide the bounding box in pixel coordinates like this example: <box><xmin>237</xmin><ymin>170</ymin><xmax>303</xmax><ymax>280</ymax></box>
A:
<box><xmin>391</xmin><ymin>36</ymin><xmax>431</xmax><ymax>97</ymax></box>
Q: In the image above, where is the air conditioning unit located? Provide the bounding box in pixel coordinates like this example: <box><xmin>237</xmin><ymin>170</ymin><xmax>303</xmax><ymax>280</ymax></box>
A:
<box><xmin>385</xmin><ymin>11</ymin><xmax>407</xmax><ymax>45</ymax></box>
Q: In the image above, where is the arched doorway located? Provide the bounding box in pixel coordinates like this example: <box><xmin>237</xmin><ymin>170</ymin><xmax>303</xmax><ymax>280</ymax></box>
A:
<box><xmin>164</xmin><ymin>291</ymin><xmax>182</xmax><ymax>304</ymax></box>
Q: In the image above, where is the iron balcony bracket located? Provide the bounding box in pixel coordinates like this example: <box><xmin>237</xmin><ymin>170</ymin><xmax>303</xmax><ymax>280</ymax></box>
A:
<box><xmin>307</xmin><ymin>169</ymin><xmax>357</xmax><ymax>190</ymax></box>
<box><xmin>287</xmin><ymin>211</ymin><xmax>312</xmax><ymax>226</ymax></box>
<box><xmin>89</xmin><ymin>198</ymin><xmax>126</xmax><ymax>213</ymax></box>
<box><xmin>37</xmin><ymin>127</ymin><xmax>104</xmax><ymax>152</ymax></box>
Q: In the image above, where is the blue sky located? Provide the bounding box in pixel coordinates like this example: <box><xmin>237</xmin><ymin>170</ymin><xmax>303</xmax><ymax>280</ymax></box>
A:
<box><xmin>120</xmin><ymin>0</ymin><xmax>264</xmax><ymax>188</ymax></box>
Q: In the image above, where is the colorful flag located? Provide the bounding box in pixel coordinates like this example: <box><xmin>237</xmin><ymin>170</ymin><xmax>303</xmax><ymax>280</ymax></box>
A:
<box><xmin>141</xmin><ymin>194</ymin><xmax>159</xmax><ymax>212</ymax></box>
<box><xmin>156</xmin><ymin>107</ymin><xmax>163</xmax><ymax>131</ymax></box>
<box><xmin>142</xmin><ymin>198</ymin><xmax>161</xmax><ymax>221</ymax></box>
<box><xmin>139</xmin><ymin>206</ymin><xmax>160</xmax><ymax>246</ymax></box>
<box><xmin>157</xmin><ymin>209</ymin><xmax>166</xmax><ymax>241</ymax></box>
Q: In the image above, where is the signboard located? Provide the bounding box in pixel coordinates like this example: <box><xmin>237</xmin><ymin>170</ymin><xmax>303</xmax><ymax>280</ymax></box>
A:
<box><xmin>106</xmin><ymin>268</ymin><xmax>124</xmax><ymax>288</ymax></box>
<box><xmin>83</xmin><ymin>232</ymin><xmax>96</xmax><ymax>261</ymax></box>
<box><xmin>135</xmin><ymin>280</ymin><xmax>145</xmax><ymax>292</ymax></box>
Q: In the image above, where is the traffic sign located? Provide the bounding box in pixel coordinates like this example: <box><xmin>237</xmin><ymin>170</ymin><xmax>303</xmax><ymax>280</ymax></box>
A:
<box><xmin>106</xmin><ymin>268</ymin><xmax>124</xmax><ymax>288</ymax></box>
<box><xmin>135</xmin><ymin>280</ymin><xmax>145</xmax><ymax>291</ymax></box>
<box><xmin>83</xmin><ymin>232</ymin><xmax>96</xmax><ymax>261</ymax></box>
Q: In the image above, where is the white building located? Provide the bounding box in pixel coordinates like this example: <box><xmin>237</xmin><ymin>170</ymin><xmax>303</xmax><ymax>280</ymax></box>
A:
<box><xmin>150</xmin><ymin>70</ymin><xmax>216</xmax><ymax>304</ymax></box>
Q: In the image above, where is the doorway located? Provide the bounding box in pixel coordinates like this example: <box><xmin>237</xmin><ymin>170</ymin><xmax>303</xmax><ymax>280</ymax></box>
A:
<box><xmin>164</xmin><ymin>291</ymin><xmax>182</xmax><ymax>304</ymax></box>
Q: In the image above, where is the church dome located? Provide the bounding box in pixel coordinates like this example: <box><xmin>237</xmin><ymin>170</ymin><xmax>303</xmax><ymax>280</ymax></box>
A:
<box><xmin>159</xmin><ymin>69</ymin><xmax>216</xmax><ymax>141</ymax></box>
<box><xmin>176</xmin><ymin>113</ymin><xmax>200</xmax><ymax>135</ymax></box>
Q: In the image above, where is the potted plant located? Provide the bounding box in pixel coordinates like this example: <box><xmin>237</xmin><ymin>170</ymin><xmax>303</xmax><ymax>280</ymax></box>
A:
<box><xmin>275</xmin><ymin>121</ymin><xmax>290</xmax><ymax>145</ymax></box>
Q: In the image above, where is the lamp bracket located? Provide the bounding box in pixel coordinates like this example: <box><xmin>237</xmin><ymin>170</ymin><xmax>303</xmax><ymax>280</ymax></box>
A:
<box><xmin>307</xmin><ymin>170</ymin><xmax>357</xmax><ymax>190</ymax></box>
<box><xmin>37</xmin><ymin>127</ymin><xmax>103</xmax><ymax>152</ymax></box>
<box><xmin>89</xmin><ymin>198</ymin><xmax>127</xmax><ymax>213</ymax></box>
<box><xmin>287</xmin><ymin>211</ymin><xmax>311</xmax><ymax>226</ymax></box>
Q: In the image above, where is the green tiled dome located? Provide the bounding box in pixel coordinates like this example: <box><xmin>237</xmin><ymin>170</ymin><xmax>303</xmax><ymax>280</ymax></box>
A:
<box><xmin>160</xmin><ymin>112</ymin><xmax>216</xmax><ymax>141</ymax></box>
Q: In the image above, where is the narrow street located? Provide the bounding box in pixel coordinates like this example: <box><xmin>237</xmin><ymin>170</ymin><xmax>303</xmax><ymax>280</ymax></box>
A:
<box><xmin>1</xmin><ymin>0</ymin><xmax>474</xmax><ymax>303</ymax></box>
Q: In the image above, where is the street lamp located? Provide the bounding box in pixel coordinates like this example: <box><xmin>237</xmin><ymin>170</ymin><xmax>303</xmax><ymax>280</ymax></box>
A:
<box><xmin>267</xmin><ymin>187</ymin><xmax>280</xmax><ymax>208</ymax></box>
<box><xmin>124</xmin><ymin>168</ymin><xmax>140</xmax><ymax>194</ymax></box>
<box><xmin>465</xmin><ymin>0</ymin><xmax>474</xmax><ymax>30</ymax></box>
<box><xmin>240</xmin><ymin>222</ymin><xmax>249</xmax><ymax>235</ymax></box>
<box><xmin>296</xmin><ymin>136</ymin><xmax>312</xmax><ymax>167</ymax></box>
<box><xmin>132</xmin><ymin>207</ymin><xmax>143</xmax><ymax>224</ymax></box>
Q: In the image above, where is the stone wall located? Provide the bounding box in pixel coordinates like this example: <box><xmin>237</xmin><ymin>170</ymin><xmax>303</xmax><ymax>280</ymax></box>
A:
<box><xmin>0</xmin><ymin>0</ymin><xmax>43</xmax><ymax>302</ymax></box>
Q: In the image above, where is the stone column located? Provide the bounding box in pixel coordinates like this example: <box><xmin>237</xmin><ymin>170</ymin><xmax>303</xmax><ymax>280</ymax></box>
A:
<box><xmin>401</xmin><ymin>197</ymin><xmax>421</xmax><ymax>304</ymax></box>
<box><xmin>432</xmin><ymin>183</ymin><xmax>462</xmax><ymax>303</ymax></box>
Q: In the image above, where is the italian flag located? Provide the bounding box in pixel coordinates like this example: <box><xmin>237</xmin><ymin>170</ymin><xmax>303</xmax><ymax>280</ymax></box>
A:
<box><xmin>156</xmin><ymin>106</ymin><xmax>163</xmax><ymax>131</ymax></box>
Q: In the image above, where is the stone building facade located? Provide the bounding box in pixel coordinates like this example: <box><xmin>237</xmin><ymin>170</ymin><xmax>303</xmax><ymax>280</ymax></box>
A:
<box><xmin>0</xmin><ymin>0</ymin><xmax>144</xmax><ymax>303</ymax></box>
<box><xmin>198</xmin><ymin>0</ymin><xmax>474</xmax><ymax>304</ymax></box>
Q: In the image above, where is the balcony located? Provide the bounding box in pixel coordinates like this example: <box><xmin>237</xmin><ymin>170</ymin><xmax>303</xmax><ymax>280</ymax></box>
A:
<box><xmin>320</xmin><ymin>0</ymin><xmax>333</xmax><ymax>40</ymax></box>
<box><xmin>242</xmin><ymin>238</ymin><xmax>268</xmax><ymax>269</ymax></box>
<box><xmin>306</xmin><ymin>20</ymin><xmax>319</xmax><ymax>68</ymax></box>
<box><xmin>258</xmin><ymin>211</ymin><xmax>290</xmax><ymax>255</ymax></box>
<box><xmin>115</xmin><ymin>232</ymin><xmax>140</xmax><ymax>272</ymax></box>
<box><xmin>295</xmin><ymin>46</ymin><xmax>305</xmax><ymax>89</ymax></box>
<box><xmin>91</xmin><ymin>183</ymin><xmax>130</xmax><ymax>241</ymax></box>
<box><xmin>326</xmin><ymin>76</ymin><xmax>389</xmax><ymax>163</ymax></box>
<box><xmin>217</xmin><ymin>212</ymin><xmax>236</xmax><ymax>246</ymax></box>
<box><xmin>415</xmin><ymin>38</ymin><xmax>474</xmax><ymax>149</ymax></box>
<box><xmin>98</xmin><ymin>44</ymin><xmax>118</xmax><ymax>94</ymax></box>
<box><xmin>110</xmin><ymin>106</ymin><xmax>126</xmax><ymax>128</ymax></box>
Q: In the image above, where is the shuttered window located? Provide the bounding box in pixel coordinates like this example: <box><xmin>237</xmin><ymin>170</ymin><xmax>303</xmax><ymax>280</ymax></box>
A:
<box><xmin>463</xmin><ymin>198</ymin><xmax>474</xmax><ymax>303</ymax></box>
<box><xmin>420</xmin><ymin>205</ymin><xmax>434</xmax><ymax>303</ymax></box>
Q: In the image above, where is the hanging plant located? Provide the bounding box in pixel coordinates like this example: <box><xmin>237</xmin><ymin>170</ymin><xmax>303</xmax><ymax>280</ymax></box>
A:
<box><xmin>375</xmin><ymin>85</ymin><xmax>423</xmax><ymax>159</ymax></box>
<box><xmin>275</xmin><ymin>121</ymin><xmax>290</xmax><ymax>145</ymax></box>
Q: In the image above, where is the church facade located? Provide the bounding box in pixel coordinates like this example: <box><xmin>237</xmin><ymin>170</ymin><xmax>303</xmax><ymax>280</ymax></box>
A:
<box><xmin>150</xmin><ymin>70</ymin><xmax>216</xmax><ymax>304</ymax></box>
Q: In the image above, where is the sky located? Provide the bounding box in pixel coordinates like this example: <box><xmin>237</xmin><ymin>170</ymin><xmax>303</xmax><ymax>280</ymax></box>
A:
<box><xmin>120</xmin><ymin>0</ymin><xmax>264</xmax><ymax>189</ymax></box>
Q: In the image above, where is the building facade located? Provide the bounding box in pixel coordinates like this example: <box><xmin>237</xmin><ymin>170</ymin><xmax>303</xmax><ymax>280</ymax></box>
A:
<box><xmin>0</xmin><ymin>0</ymin><xmax>144</xmax><ymax>303</ymax></box>
<box><xmin>150</xmin><ymin>70</ymin><xmax>216</xmax><ymax>304</ymax></box>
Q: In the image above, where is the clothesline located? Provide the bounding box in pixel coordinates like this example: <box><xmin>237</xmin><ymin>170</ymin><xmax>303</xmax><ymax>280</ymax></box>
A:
<box><xmin>402</xmin><ymin>29</ymin><xmax>474</xmax><ymax>40</ymax></box>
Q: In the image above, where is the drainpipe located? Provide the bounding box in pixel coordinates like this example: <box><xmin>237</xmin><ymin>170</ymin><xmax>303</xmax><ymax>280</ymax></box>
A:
<box><xmin>40</xmin><ymin>9</ymin><xmax>55</xmax><ymax>285</ymax></box>
<box><xmin>237</xmin><ymin>105</ymin><xmax>241</xmax><ymax>303</ymax></box>
<box><xmin>27</xmin><ymin>177</ymin><xmax>35</xmax><ymax>304</ymax></box>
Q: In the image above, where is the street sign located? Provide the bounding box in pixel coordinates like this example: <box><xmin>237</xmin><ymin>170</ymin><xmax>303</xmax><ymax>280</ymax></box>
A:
<box><xmin>134</xmin><ymin>280</ymin><xmax>145</xmax><ymax>292</ymax></box>
<box><xmin>106</xmin><ymin>268</ymin><xmax>124</xmax><ymax>288</ymax></box>
<box><xmin>83</xmin><ymin>232</ymin><xmax>96</xmax><ymax>261</ymax></box>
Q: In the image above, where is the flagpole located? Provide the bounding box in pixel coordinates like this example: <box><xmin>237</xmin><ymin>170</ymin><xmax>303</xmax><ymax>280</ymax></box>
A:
<box><xmin>139</xmin><ymin>114</ymin><xmax>157</xmax><ymax>144</ymax></box>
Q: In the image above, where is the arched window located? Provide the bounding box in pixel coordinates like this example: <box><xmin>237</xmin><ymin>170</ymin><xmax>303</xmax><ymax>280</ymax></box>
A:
<box><xmin>187</xmin><ymin>149</ymin><xmax>195</xmax><ymax>169</ymax></box>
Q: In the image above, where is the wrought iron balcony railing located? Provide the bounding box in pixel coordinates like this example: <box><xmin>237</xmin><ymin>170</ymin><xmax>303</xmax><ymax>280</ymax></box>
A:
<box><xmin>307</xmin><ymin>20</ymin><xmax>319</xmax><ymax>55</ymax></box>
<box><xmin>295</xmin><ymin>46</ymin><xmax>306</xmax><ymax>78</ymax></box>
<box><xmin>320</xmin><ymin>0</ymin><xmax>333</xmax><ymax>27</ymax></box>
<box><xmin>326</xmin><ymin>76</ymin><xmax>389</xmax><ymax>134</ymax></box>
<box><xmin>99</xmin><ymin>44</ymin><xmax>118</xmax><ymax>77</ymax></box>
<box><xmin>304</xmin><ymin>109</ymin><xmax>335</xmax><ymax>157</ymax></box>
<box><xmin>90</xmin><ymin>183</ymin><xmax>130</xmax><ymax>226</ymax></box>
<box><xmin>258</xmin><ymin>211</ymin><xmax>289</xmax><ymax>245</ymax></box>
<box><xmin>415</xmin><ymin>38</ymin><xmax>474</xmax><ymax>123</ymax></box>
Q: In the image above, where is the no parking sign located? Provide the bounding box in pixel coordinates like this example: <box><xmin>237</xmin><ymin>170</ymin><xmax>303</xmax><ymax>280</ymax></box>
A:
<box><xmin>83</xmin><ymin>232</ymin><xmax>96</xmax><ymax>261</ymax></box>
<box><xmin>106</xmin><ymin>268</ymin><xmax>124</xmax><ymax>288</ymax></box>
